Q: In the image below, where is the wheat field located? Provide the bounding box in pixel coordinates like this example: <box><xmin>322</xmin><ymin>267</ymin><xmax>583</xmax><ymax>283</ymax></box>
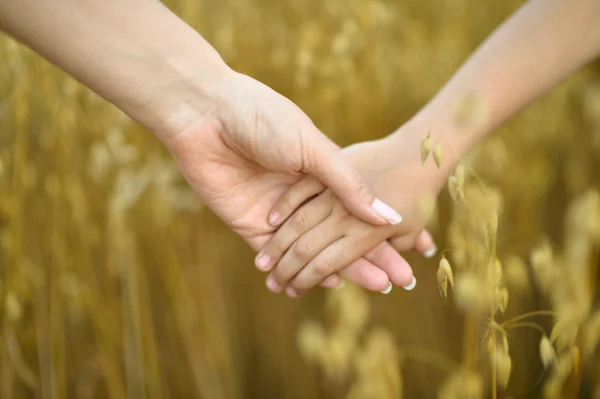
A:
<box><xmin>1</xmin><ymin>0</ymin><xmax>599</xmax><ymax>398</ymax></box>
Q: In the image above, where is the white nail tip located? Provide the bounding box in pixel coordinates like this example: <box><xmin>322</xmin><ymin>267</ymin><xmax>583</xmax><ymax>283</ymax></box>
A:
<box><xmin>424</xmin><ymin>245</ymin><xmax>437</xmax><ymax>258</ymax></box>
<box><xmin>403</xmin><ymin>277</ymin><xmax>417</xmax><ymax>291</ymax></box>
<box><xmin>380</xmin><ymin>282</ymin><xmax>393</xmax><ymax>294</ymax></box>
<box><xmin>372</xmin><ymin>198</ymin><xmax>403</xmax><ymax>225</ymax></box>
<box><xmin>336</xmin><ymin>281</ymin><xmax>345</xmax><ymax>290</ymax></box>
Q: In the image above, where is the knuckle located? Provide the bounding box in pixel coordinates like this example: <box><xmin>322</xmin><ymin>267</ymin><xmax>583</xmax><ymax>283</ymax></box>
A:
<box><xmin>292</xmin><ymin>242</ymin><xmax>313</xmax><ymax>260</ymax></box>
<box><xmin>290</xmin><ymin>213</ymin><xmax>309</xmax><ymax>232</ymax></box>
<box><xmin>352</xmin><ymin>170</ymin><xmax>367</xmax><ymax>196</ymax></box>
<box><xmin>314</xmin><ymin>260</ymin><xmax>335</xmax><ymax>278</ymax></box>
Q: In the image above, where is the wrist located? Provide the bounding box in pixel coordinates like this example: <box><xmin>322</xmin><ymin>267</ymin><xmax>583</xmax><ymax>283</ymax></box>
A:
<box><xmin>98</xmin><ymin>3</ymin><xmax>236</xmax><ymax>143</ymax></box>
<box><xmin>384</xmin><ymin>112</ymin><xmax>472</xmax><ymax>192</ymax></box>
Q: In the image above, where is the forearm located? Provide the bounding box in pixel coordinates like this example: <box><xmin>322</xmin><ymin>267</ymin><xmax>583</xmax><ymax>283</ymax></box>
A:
<box><xmin>396</xmin><ymin>0</ymin><xmax>600</xmax><ymax>161</ymax></box>
<box><xmin>0</xmin><ymin>0</ymin><xmax>232</xmax><ymax>140</ymax></box>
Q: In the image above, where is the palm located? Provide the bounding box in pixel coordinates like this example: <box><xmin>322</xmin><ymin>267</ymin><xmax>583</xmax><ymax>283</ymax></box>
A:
<box><xmin>167</xmin><ymin>122</ymin><xmax>299</xmax><ymax>250</ymax></box>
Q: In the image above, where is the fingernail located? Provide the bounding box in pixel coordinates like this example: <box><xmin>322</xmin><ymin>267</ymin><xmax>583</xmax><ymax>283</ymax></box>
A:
<box><xmin>286</xmin><ymin>287</ymin><xmax>300</xmax><ymax>298</ymax></box>
<box><xmin>255</xmin><ymin>253</ymin><xmax>271</xmax><ymax>271</ymax></box>
<box><xmin>403</xmin><ymin>276</ymin><xmax>417</xmax><ymax>291</ymax></box>
<box><xmin>336</xmin><ymin>280</ymin><xmax>345</xmax><ymax>290</ymax></box>
<box><xmin>424</xmin><ymin>244</ymin><xmax>437</xmax><ymax>258</ymax></box>
<box><xmin>266</xmin><ymin>277</ymin><xmax>282</xmax><ymax>293</ymax></box>
<box><xmin>268</xmin><ymin>212</ymin><xmax>280</xmax><ymax>226</ymax></box>
<box><xmin>372</xmin><ymin>198</ymin><xmax>403</xmax><ymax>225</ymax></box>
<box><xmin>380</xmin><ymin>281</ymin><xmax>393</xmax><ymax>294</ymax></box>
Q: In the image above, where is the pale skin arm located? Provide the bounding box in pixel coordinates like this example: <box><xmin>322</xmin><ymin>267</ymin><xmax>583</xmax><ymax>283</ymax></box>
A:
<box><xmin>0</xmin><ymin>0</ymin><xmax>403</xmax><ymax>226</ymax></box>
<box><xmin>400</xmin><ymin>0</ymin><xmax>600</xmax><ymax>164</ymax></box>
<box><xmin>262</xmin><ymin>0</ymin><xmax>600</xmax><ymax>296</ymax></box>
<box><xmin>0</xmin><ymin>0</ymin><xmax>228</xmax><ymax>140</ymax></box>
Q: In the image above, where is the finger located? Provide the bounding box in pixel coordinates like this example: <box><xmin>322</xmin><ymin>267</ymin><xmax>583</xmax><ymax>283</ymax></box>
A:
<box><xmin>338</xmin><ymin>259</ymin><xmax>390</xmax><ymax>292</ymax></box>
<box><xmin>388</xmin><ymin>230</ymin><xmax>437</xmax><ymax>258</ymax></box>
<box><xmin>267</xmin><ymin>216</ymin><xmax>344</xmax><ymax>292</ymax></box>
<box><xmin>414</xmin><ymin>229</ymin><xmax>438</xmax><ymax>258</ymax></box>
<box><xmin>288</xmin><ymin>259</ymin><xmax>391</xmax><ymax>298</ymax></box>
<box><xmin>255</xmin><ymin>193</ymin><xmax>332</xmax><ymax>274</ymax></box>
<box><xmin>268</xmin><ymin>175</ymin><xmax>326</xmax><ymax>227</ymax></box>
<box><xmin>318</xmin><ymin>274</ymin><xmax>344</xmax><ymax>289</ymax></box>
<box><xmin>303</xmin><ymin>134</ymin><xmax>402</xmax><ymax>226</ymax></box>
<box><xmin>363</xmin><ymin>241</ymin><xmax>414</xmax><ymax>288</ymax></box>
<box><xmin>286</xmin><ymin>235</ymin><xmax>382</xmax><ymax>295</ymax></box>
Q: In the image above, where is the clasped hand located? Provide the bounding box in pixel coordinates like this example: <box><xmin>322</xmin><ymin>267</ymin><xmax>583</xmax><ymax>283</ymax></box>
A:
<box><xmin>163</xmin><ymin>71</ymin><xmax>441</xmax><ymax>297</ymax></box>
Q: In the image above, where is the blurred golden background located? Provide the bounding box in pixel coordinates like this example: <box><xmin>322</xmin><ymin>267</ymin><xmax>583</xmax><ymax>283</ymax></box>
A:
<box><xmin>1</xmin><ymin>0</ymin><xmax>599</xmax><ymax>398</ymax></box>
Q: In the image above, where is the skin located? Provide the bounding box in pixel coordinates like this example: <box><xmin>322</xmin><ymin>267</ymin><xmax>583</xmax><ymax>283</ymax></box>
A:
<box><xmin>260</xmin><ymin>129</ymin><xmax>447</xmax><ymax>296</ymax></box>
<box><xmin>260</xmin><ymin>0</ymin><xmax>600</xmax><ymax>297</ymax></box>
<box><xmin>0</xmin><ymin>0</ymin><xmax>435</xmax><ymax>293</ymax></box>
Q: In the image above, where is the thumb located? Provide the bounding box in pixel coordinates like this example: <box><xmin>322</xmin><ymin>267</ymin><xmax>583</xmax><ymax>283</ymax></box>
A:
<box><xmin>303</xmin><ymin>134</ymin><xmax>403</xmax><ymax>226</ymax></box>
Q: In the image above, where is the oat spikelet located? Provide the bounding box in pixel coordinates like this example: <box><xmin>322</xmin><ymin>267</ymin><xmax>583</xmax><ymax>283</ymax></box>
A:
<box><xmin>455</xmin><ymin>163</ymin><xmax>465</xmax><ymax>187</ymax></box>
<box><xmin>495</xmin><ymin>287</ymin><xmax>509</xmax><ymax>314</ymax></box>
<box><xmin>493</xmin><ymin>349</ymin><xmax>512</xmax><ymax>389</ymax></box>
<box><xmin>550</xmin><ymin>321</ymin><xmax>578</xmax><ymax>352</ymax></box>
<box><xmin>540</xmin><ymin>335</ymin><xmax>555</xmax><ymax>368</ymax></box>
<box><xmin>433</xmin><ymin>142</ymin><xmax>443</xmax><ymax>168</ymax></box>
<box><xmin>555</xmin><ymin>349</ymin><xmax>576</xmax><ymax>379</ymax></box>
<box><xmin>437</xmin><ymin>257</ymin><xmax>454</xmax><ymax>300</ymax></box>
<box><xmin>421</xmin><ymin>132</ymin><xmax>432</xmax><ymax>165</ymax></box>
<box><xmin>448</xmin><ymin>176</ymin><xmax>460</xmax><ymax>204</ymax></box>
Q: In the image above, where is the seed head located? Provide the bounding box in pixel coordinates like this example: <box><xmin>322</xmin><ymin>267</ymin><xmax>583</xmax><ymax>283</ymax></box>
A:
<box><xmin>495</xmin><ymin>287</ymin><xmax>509</xmax><ymax>314</ymax></box>
<box><xmin>437</xmin><ymin>257</ymin><xmax>454</xmax><ymax>300</ymax></box>
<box><xmin>550</xmin><ymin>321</ymin><xmax>578</xmax><ymax>352</ymax></box>
<box><xmin>433</xmin><ymin>142</ymin><xmax>443</xmax><ymax>168</ymax></box>
<box><xmin>421</xmin><ymin>132</ymin><xmax>432</xmax><ymax>165</ymax></box>
<box><xmin>448</xmin><ymin>176</ymin><xmax>460</xmax><ymax>204</ymax></box>
<box><xmin>455</xmin><ymin>163</ymin><xmax>465</xmax><ymax>187</ymax></box>
<box><xmin>540</xmin><ymin>335</ymin><xmax>555</xmax><ymax>368</ymax></box>
<box><xmin>493</xmin><ymin>348</ymin><xmax>512</xmax><ymax>389</ymax></box>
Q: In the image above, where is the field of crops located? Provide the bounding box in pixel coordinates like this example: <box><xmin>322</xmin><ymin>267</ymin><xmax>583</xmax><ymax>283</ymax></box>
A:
<box><xmin>1</xmin><ymin>0</ymin><xmax>599</xmax><ymax>397</ymax></box>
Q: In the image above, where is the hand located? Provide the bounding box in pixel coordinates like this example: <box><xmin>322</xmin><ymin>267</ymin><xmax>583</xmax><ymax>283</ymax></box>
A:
<box><xmin>258</xmin><ymin>130</ymin><xmax>447</xmax><ymax>297</ymax></box>
<box><xmin>164</xmin><ymin>71</ymin><xmax>402</xmax><ymax>227</ymax></box>
<box><xmin>162</xmin><ymin>72</ymin><xmax>415</xmax><ymax>292</ymax></box>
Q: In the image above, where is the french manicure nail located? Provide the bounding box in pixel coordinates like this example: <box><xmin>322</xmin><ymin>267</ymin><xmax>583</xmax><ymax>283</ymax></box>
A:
<box><xmin>255</xmin><ymin>253</ymin><xmax>271</xmax><ymax>271</ymax></box>
<box><xmin>372</xmin><ymin>198</ymin><xmax>403</xmax><ymax>225</ymax></box>
<box><xmin>266</xmin><ymin>277</ymin><xmax>281</xmax><ymax>293</ymax></box>
<box><xmin>424</xmin><ymin>244</ymin><xmax>438</xmax><ymax>258</ymax></box>
<box><xmin>403</xmin><ymin>276</ymin><xmax>417</xmax><ymax>291</ymax></box>
<box><xmin>269</xmin><ymin>212</ymin><xmax>280</xmax><ymax>226</ymax></box>
<box><xmin>380</xmin><ymin>281</ymin><xmax>393</xmax><ymax>294</ymax></box>
<box><xmin>336</xmin><ymin>281</ymin><xmax>345</xmax><ymax>289</ymax></box>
